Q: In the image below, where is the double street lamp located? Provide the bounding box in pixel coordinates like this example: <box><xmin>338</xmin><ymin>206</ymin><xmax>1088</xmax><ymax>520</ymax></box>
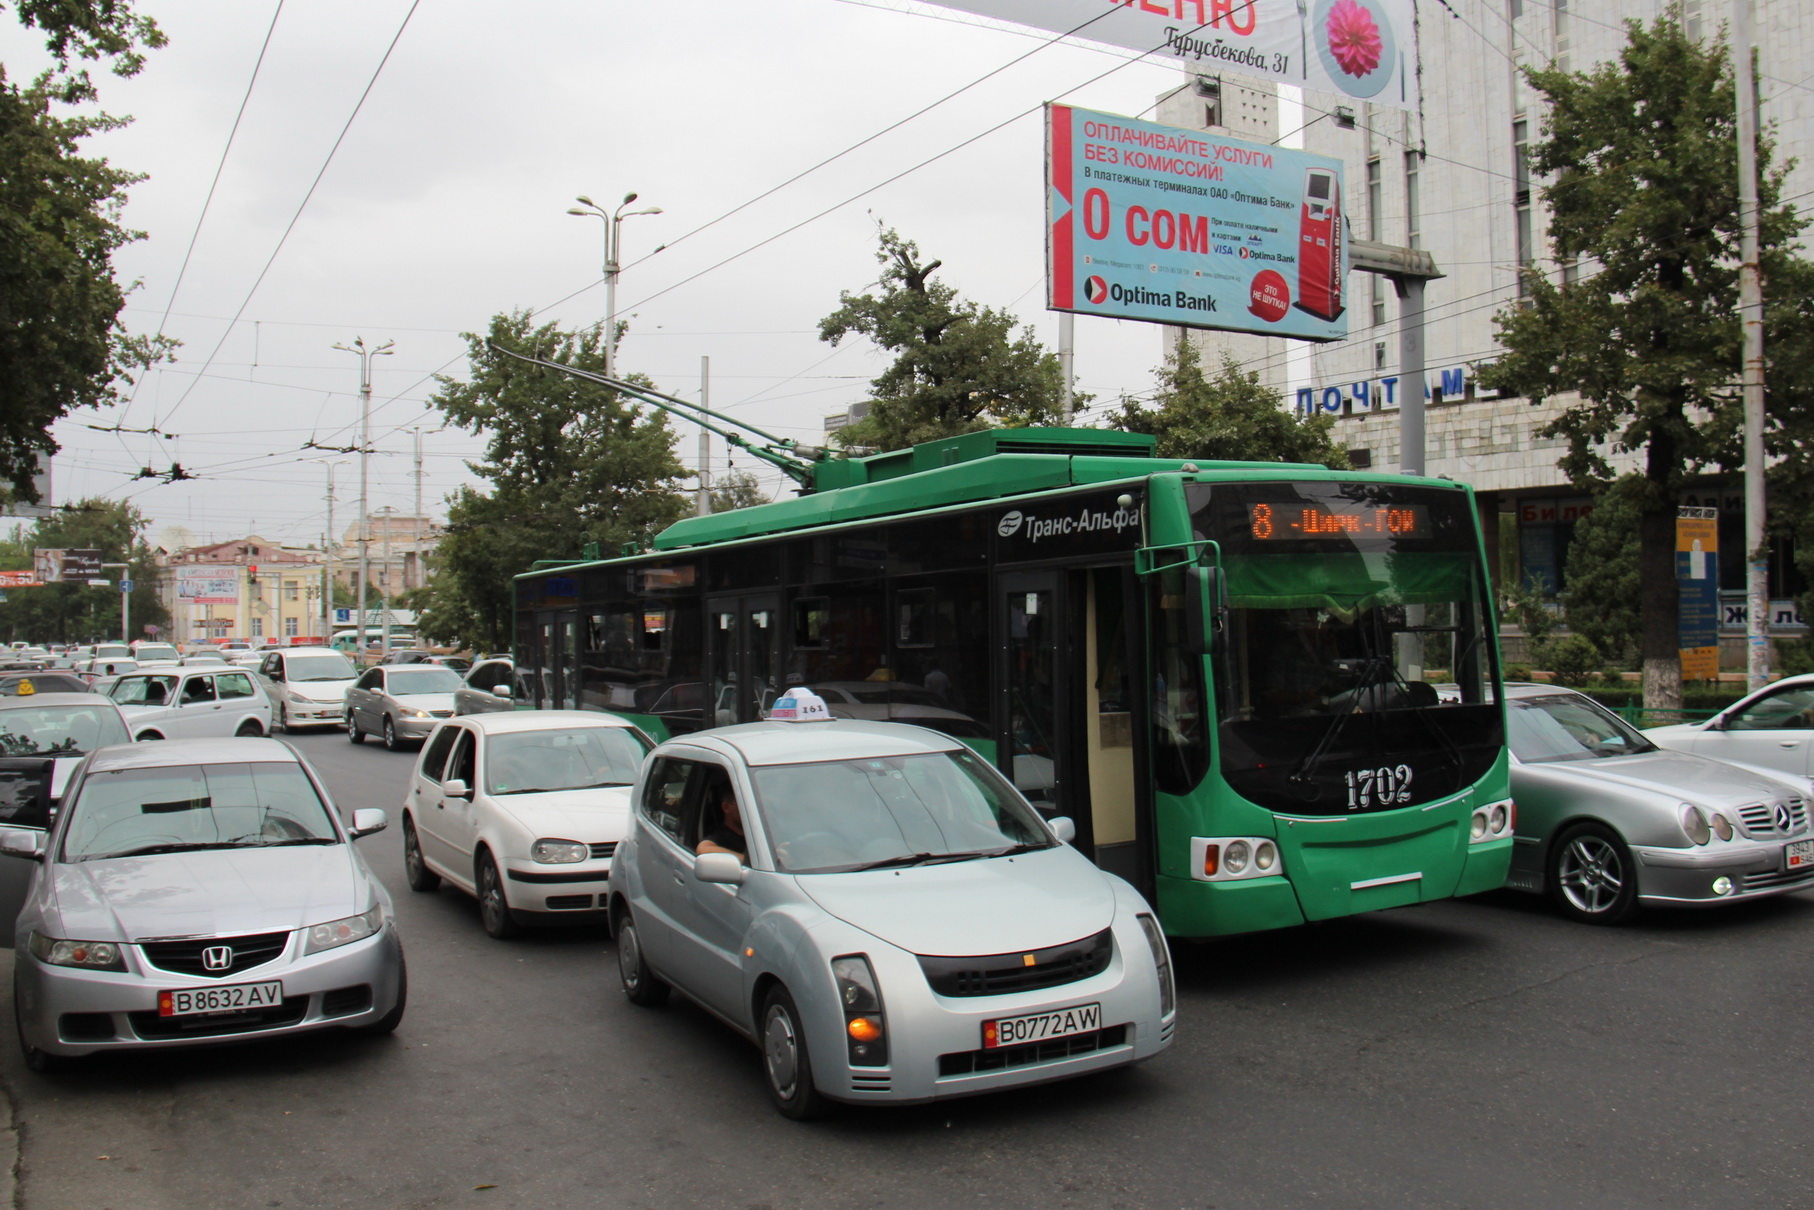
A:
<box><xmin>567</xmin><ymin>193</ymin><xmax>662</xmax><ymax>377</ymax></box>
<box><xmin>332</xmin><ymin>337</ymin><xmax>394</xmax><ymax>659</ymax></box>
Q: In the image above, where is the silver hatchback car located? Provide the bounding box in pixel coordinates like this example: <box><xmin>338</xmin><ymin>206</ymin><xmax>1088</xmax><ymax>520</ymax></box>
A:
<box><xmin>611</xmin><ymin>706</ymin><xmax>1175</xmax><ymax>1118</ymax></box>
<box><xmin>2</xmin><ymin>738</ymin><xmax>405</xmax><ymax>1070</ymax></box>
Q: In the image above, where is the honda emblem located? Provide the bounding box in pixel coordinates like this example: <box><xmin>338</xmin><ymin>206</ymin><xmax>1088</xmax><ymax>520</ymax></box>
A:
<box><xmin>202</xmin><ymin>945</ymin><xmax>233</xmax><ymax>971</ymax></box>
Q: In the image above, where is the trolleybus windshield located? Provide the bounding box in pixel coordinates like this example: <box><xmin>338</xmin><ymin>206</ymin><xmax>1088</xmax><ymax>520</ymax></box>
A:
<box><xmin>1189</xmin><ymin>482</ymin><xmax>1503</xmax><ymax>815</ymax></box>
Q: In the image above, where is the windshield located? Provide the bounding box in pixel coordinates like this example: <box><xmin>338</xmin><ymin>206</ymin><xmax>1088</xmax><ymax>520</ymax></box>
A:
<box><xmin>135</xmin><ymin>645</ymin><xmax>179</xmax><ymax>661</ymax></box>
<box><xmin>386</xmin><ymin>668</ymin><xmax>462</xmax><ymax>694</ymax></box>
<box><xmin>1509</xmin><ymin>695</ymin><xmax>1656</xmax><ymax>762</ymax></box>
<box><xmin>286</xmin><ymin>653</ymin><xmax>356</xmax><ymax>682</ymax></box>
<box><xmin>62</xmin><ymin>762</ymin><xmax>339</xmax><ymax>861</ymax></box>
<box><xmin>748</xmin><ymin>748</ymin><xmax>1053</xmax><ymax>874</ymax></box>
<box><xmin>0</xmin><ymin>703</ymin><xmax>129</xmax><ymax>756</ymax></box>
<box><xmin>1191</xmin><ymin>481</ymin><xmax>1504</xmax><ymax>815</ymax></box>
<box><xmin>485</xmin><ymin>726</ymin><xmax>650</xmax><ymax>795</ymax></box>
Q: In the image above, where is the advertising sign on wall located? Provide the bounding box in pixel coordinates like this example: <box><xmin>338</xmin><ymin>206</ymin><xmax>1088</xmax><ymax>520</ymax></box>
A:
<box><xmin>177</xmin><ymin>569</ymin><xmax>239</xmax><ymax>606</ymax></box>
<box><xmin>926</xmin><ymin>0</ymin><xmax>1417</xmax><ymax>111</ymax></box>
<box><xmin>1047</xmin><ymin>104</ymin><xmax>1347</xmax><ymax>341</ymax></box>
<box><xmin>1676</xmin><ymin>508</ymin><xmax>1720</xmax><ymax>681</ymax></box>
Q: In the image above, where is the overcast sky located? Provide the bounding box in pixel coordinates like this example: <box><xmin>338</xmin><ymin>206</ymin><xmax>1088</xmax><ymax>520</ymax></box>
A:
<box><xmin>5</xmin><ymin>0</ymin><xmax>1218</xmax><ymax>550</ymax></box>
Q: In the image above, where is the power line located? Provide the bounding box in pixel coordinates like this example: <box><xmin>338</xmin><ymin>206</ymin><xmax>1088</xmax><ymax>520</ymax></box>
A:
<box><xmin>155</xmin><ymin>0</ymin><xmax>423</xmax><ymax>432</ymax></box>
<box><xmin>113</xmin><ymin>1</ymin><xmax>286</xmax><ymax>432</ymax></box>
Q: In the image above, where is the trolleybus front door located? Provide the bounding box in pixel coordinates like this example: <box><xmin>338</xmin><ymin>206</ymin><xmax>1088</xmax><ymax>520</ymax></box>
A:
<box><xmin>707</xmin><ymin>594</ymin><xmax>780</xmax><ymax>725</ymax></box>
<box><xmin>997</xmin><ymin>572</ymin><xmax>1072</xmax><ymax>820</ymax></box>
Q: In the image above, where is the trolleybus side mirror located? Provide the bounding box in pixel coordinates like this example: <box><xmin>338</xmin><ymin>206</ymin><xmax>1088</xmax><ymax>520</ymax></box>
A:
<box><xmin>1185</xmin><ymin>566</ymin><xmax>1229</xmax><ymax>658</ymax></box>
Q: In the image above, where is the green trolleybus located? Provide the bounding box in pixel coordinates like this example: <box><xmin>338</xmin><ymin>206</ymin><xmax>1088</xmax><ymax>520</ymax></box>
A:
<box><xmin>511</xmin><ymin>427</ymin><xmax>1512</xmax><ymax>936</ymax></box>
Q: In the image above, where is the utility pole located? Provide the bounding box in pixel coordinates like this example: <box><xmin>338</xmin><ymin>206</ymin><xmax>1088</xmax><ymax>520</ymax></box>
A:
<box><xmin>1347</xmin><ymin>240</ymin><xmax>1444</xmax><ymax>475</ymax></box>
<box><xmin>1734</xmin><ymin>0</ymin><xmax>1770</xmax><ymax>690</ymax></box>
<box><xmin>333</xmin><ymin>338</ymin><xmax>393</xmax><ymax>662</ymax></box>
<box><xmin>324</xmin><ymin>462</ymin><xmax>337</xmax><ymax>641</ymax></box>
<box><xmin>1058</xmin><ymin>312</ymin><xmax>1076</xmax><ymax>424</ymax></box>
<box><xmin>697</xmin><ymin>356</ymin><xmax>712</xmax><ymax>516</ymax></box>
<box><xmin>412</xmin><ymin>427</ymin><xmax>423</xmax><ymax>592</ymax></box>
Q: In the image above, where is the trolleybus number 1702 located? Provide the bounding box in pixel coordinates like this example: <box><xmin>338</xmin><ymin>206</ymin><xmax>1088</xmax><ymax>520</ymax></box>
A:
<box><xmin>1345</xmin><ymin>765</ymin><xmax>1415</xmax><ymax>810</ymax></box>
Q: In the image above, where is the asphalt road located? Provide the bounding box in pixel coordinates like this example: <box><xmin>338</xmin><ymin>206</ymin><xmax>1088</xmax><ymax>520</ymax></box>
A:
<box><xmin>3</xmin><ymin>728</ymin><xmax>1811</xmax><ymax>1209</ymax></box>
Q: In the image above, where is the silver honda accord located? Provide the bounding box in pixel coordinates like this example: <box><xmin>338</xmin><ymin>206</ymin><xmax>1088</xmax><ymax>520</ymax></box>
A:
<box><xmin>3</xmin><ymin>738</ymin><xmax>405</xmax><ymax>1070</ymax></box>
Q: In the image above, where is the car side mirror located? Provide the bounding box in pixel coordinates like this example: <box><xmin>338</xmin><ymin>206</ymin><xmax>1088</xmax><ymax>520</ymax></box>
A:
<box><xmin>0</xmin><ymin>827</ymin><xmax>45</xmax><ymax>861</ymax></box>
<box><xmin>349</xmin><ymin>808</ymin><xmax>388</xmax><ymax>838</ymax></box>
<box><xmin>442</xmin><ymin>778</ymin><xmax>473</xmax><ymax>800</ymax></box>
<box><xmin>693</xmin><ymin>852</ymin><xmax>745</xmax><ymax>885</ymax></box>
<box><xmin>1704</xmin><ymin>715</ymin><xmax>1727</xmax><ymax>732</ymax></box>
<box><xmin>492</xmin><ymin>683</ymin><xmax>512</xmax><ymax>699</ymax></box>
<box><xmin>1048</xmin><ymin>815</ymin><xmax>1077</xmax><ymax>844</ymax></box>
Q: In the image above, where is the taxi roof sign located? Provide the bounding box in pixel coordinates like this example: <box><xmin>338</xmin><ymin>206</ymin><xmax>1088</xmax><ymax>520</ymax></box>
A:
<box><xmin>768</xmin><ymin>686</ymin><xmax>831</xmax><ymax>722</ymax></box>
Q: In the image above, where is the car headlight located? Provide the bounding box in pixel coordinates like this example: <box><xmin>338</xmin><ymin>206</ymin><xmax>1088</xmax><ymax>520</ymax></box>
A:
<box><xmin>1679</xmin><ymin>804</ymin><xmax>1712</xmax><ymax>846</ymax></box>
<box><xmin>1136</xmin><ymin>913</ymin><xmax>1175</xmax><ymax>1018</ymax></box>
<box><xmin>28</xmin><ymin>932</ymin><xmax>126</xmax><ymax>971</ymax></box>
<box><xmin>400</xmin><ymin>707</ymin><xmax>430</xmax><ymax>719</ymax></box>
<box><xmin>831</xmin><ymin>954</ymin><xmax>888</xmax><ymax>1067</ymax></box>
<box><xmin>531</xmin><ymin>839</ymin><xmax>588</xmax><ymax>864</ymax></box>
<box><xmin>302</xmin><ymin>904</ymin><xmax>384</xmax><ymax>954</ymax></box>
<box><xmin>1711</xmin><ymin>812</ymin><xmax>1734</xmax><ymax>842</ymax></box>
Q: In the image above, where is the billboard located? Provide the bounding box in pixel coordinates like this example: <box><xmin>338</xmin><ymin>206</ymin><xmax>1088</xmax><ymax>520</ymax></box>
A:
<box><xmin>0</xmin><ymin>570</ymin><xmax>42</xmax><ymax>588</ymax></box>
<box><xmin>1677</xmin><ymin>508</ymin><xmax>1719</xmax><ymax>681</ymax></box>
<box><xmin>924</xmin><ymin>0</ymin><xmax>1417</xmax><ymax>110</ymax></box>
<box><xmin>177</xmin><ymin>569</ymin><xmax>239</xmax><ymax>606</ymax></box>
<box><xmin>1047</xmin><ymin>104</ymin><xmax>1347</xmax><ymax>341</ymax></box>
<box><xmin>32</xmin><ymin>548</ymin><xmax>101</xmax><ymax>583</ymax></box>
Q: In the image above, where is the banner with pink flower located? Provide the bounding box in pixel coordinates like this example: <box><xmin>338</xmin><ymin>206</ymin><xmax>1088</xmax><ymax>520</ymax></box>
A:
<box><xmin>920</xmin><ymin>0</ymin><xmax>1417</xmax><ymax>111</ymax></box>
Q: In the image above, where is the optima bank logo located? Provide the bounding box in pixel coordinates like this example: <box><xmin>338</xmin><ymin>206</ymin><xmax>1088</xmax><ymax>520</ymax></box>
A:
<box><xmin>1083</xmin><ymin>276</ymin><xmax>1108</xmax><ymax>304</ymax></box>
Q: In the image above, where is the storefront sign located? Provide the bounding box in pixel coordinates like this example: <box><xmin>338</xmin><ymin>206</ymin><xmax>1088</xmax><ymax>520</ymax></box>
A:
<box><xmin>1047</xmin><ymin>105</ymin><xmax>1347</xmax><ymax>342</ymax></box>
<box><xmin>929</xmin><ymin>0</ymin><xmax>1418</xmax><ymax>110</ymax></box>
<box><xmin>1293</xmin><ymin>364</ymin><xmax>1495</xmax><ymax>414</ymax></box>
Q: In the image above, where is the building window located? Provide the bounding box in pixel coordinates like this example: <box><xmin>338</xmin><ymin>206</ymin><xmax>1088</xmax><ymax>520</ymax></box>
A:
<box><xmin>251</xmin><ymin>617</ymin><xmax>264</xmax><ymax>637</ymax></box>
<box><xmin>285</xmin><ymin>616</ymin><xmax>299</xmax><ymax>638</ymax></box>
<box><xmin>284</xmin><ymin>580</ymin><xmax>298</xmax><ymax>601</ymax></box>
<box><xmin>1513</xmin><ymin>118</ymin><xmax>1534</xmax><ymax>297</ymax></box>
<box><xmin>1403</xmin><ymin>151</ymin><xmax>1422</xmax><ymax>250</ymax></box>
<box><xmin>1552</xmin><ymin>0</ymin><xmax>1570</xmax><ymax>71</ymax></box>
<box><xmin>1366</xmin><ymin>157</ymin><xmax>1386</xmax><ymax>325</ymax></box>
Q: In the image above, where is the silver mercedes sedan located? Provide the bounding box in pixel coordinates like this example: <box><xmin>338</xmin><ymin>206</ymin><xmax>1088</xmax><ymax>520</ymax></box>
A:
<box><xmin>611</xmin><ymin>705</ymin><xmax>1176</xmax><ymax>1118</ymax></box>
<box><xmin>1501</xmin><ymin>684</ymin><xmax>1814</xmax><ymax>924</ymax></box>
<box><xmin>2</xmin><ymin>738</ymin><xmax>405</xmax><ymax>1070</ymax></box>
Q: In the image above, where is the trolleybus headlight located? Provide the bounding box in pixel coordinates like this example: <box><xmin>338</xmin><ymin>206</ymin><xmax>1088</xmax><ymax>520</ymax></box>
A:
<box><xmin>1470</xmin><ymin>810</ymin><xmax>1489</xmax><ymax>841</ymax></box>
<box><xmin>1488</xmin><ymin>804</ymin><xmax>1508</xmax><ymax>835</ymax></box>
<box><xmin>1255</xmin><ymin>840</ymin><xmax>1278</xmax><ymax>872</ymax></box>
<box><xmin>1679</xmin><ymin>804</ymin><xmax>1712</xmax><ymax>846</ymax></box>
<box><xmin>831</xmin><ymin>954</ymin><xmax>888</xmax><ymax>1067</ymax></box>
<box><xmin>1224</xmin><ymin>840</ymin><xmax>1251</xmax><ymax>875</ymax></box>
<box><xmin>1136</xmin><ymin>913</ymin><xmax>1174</xmax><ymax>1018</ymax></box>
<box><xmin>1711</xmin><ymin>812</ymin><xmax>1733</xmax><ymax>841</ymax></box>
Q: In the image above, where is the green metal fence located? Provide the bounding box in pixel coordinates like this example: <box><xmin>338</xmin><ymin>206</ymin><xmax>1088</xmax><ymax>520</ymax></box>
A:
<box><xmin>1612</xmin><ymin>705</ymin><xmax>1721</xmax><ymax>730</ymax></box>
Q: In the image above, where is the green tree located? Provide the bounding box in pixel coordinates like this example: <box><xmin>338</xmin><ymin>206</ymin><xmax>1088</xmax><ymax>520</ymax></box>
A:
<box><xmin>0</xmin><ymin>498</ymin><xmax>167</xmax><ymax>643</ymax></box>
<box><xmin>709</xmin><ymin>469</ymin><xmax>771</xmax><ymax>512</ymax></box>
<box><xmin>411</xmin><ymin>312</ymin><xmax>690</xmax><ymax>652</ymax></box>
<box><xmin>1113</xmin><ymin>340</ymin><xmax>1349</xmax><ymax>467</ymax></box>
<box><xmin>1558</xmin><ymin>487</ymin><xmax>1642</xmax><ymax>669</ymax></box>
<box><xmin>819</xmin><ymin>226</ymin><xmax>1068</xmax><ymax>451</ymax></box>
<box><xmin>2</xmin><ymin>1</ymin><xmax>171</xmax><ymax>501</ymax></box>
<box><xmin>1479</xmin><ymin>17</ymin><xmax>1809</xmax><ymax>709</ymax></box>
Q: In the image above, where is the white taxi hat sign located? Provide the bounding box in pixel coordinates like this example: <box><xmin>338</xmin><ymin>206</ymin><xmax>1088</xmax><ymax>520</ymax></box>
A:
<box><xmin>768</xmin><ymin>687</ymin><xmax>831</xmax><ymax>722</ymax></box>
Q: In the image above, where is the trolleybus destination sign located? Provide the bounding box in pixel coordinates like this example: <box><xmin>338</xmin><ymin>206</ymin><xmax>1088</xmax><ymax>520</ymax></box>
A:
<box><xmin>1046</xmin><ymin>104</ymin><xmax>1348</xmax><ymax>343</ymax></box>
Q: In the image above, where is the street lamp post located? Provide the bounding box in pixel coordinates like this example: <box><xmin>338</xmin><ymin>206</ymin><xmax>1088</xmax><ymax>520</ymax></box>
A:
<box><xmin>568</xmin><ymin>193</ymin><xmax>662</xmax><ymax>378</ymax></box>
<box><xmin>332</xmin><ymin>337</ymin><xmax>394</xmax><ymax>662</ymax></box>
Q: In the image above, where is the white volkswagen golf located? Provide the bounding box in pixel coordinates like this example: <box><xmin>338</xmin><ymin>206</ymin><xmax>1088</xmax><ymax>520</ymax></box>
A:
<box><xmin>400</xmin><ymin>711</ymin><xmax>654</xmax><ymax>937</ymax></box>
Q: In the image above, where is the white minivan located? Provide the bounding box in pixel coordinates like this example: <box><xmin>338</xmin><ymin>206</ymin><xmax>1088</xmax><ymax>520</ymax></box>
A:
<box><xmin>106</xmin><ymin>667</ymin><xmax>272</xmax><ymax>741</ymax></box>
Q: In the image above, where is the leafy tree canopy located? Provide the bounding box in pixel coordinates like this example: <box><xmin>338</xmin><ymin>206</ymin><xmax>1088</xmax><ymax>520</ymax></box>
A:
<box><xmin>709</xmin><ymin>469</ymin><xmax>771</xmax><ymax>513</ymax></box>
<box><xmin>1558</xmin><ymin>484</ymin><xmax>1641</xmax><ymax>669</ymax></box>
<box><xmin>819</xmin><ymin>225</ymin><xmax>1070</xmax><ymax>451</ymax></box>
<box><xmin>2</xmin><ymin>1</ymin><xmax>172</xmax><ymax>502</ymax></box>
<box><xmin>1113</xmin><ymin>340</ymin><xmax>1349</xmax><ymax>468</ymax></box>
<box><xmin>0</xmin><ymin>498</ymin><xmax>167</xmax><ymax>643</ymax></box>
<box><xmin>411</xmin><ymin>313</ymin><xmax>690</xmax><ymax>651</ymax></box>
<box><xmin>1478</xmin><ymin>16</ymin><xmax>1811</xmax><ymax>707</ymax></box>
